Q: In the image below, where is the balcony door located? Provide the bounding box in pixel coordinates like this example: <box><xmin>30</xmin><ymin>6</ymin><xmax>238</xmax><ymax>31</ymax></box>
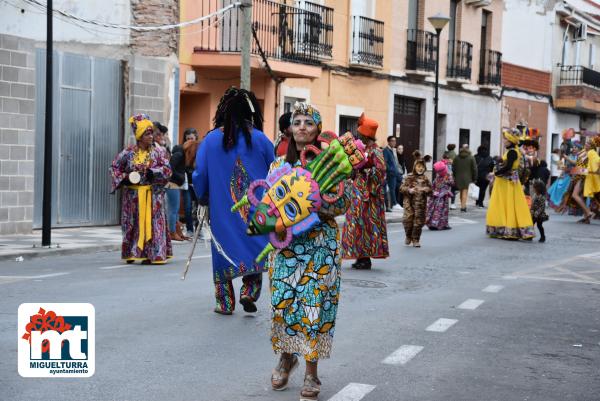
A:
<box><xmin>393</xmin><ymin>96</ymin><xmax>421</xmax><ymax>170</ymax></box>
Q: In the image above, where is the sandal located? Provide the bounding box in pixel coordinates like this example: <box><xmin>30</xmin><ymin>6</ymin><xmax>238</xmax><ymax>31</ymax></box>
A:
<box><xmin>300</xmin><ymin>374</ymin><xmax>321</xmax><ymax>401</ymax></box>
<box><xmin>271</xmin><ymin>354</ymin><xmax>298</xmax><ymax>391</ymax></box>
<box><xmin>213</xmin><ymin>307</ymin><xmax>233</xmax><ymax>316</ymax></box>
<box><xmin>240</xmin><ymin>295</ymin><xmax>258</xmax><ymax>313</ymax></box>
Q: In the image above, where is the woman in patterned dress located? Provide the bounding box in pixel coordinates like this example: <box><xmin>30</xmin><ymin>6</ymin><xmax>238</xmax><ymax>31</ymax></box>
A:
<box><xmin>341</xmin><ymin>113</ymin><xmax>389</xmax><ymax>270</ymax></box>
<box><xmin>269</xmin><ymin>103</ymin><xmax>350</xmax><ymax>401</ymax></box>
<box><xmin>110</xmin><ymin>114</ymin><xmax>173</xmax><ymax>264</ymax></box>
<box><xmin>426</xmin><ymin>161</ymin><xmax>454</xmax><ymax>230</ymax></box>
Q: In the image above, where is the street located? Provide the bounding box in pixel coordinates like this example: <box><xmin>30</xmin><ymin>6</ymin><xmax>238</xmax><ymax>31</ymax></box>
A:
<box><xmin>1</xmin><ymin>209</ymin><xmax>600</xmax><ymax>401</ymax></box>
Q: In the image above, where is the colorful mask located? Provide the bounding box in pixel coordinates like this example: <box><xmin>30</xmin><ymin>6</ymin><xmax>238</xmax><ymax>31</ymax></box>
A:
<box><xmin>232</xmin><ymin>132</ymin><xmax>367</xmax><ymax>261</ymax></box>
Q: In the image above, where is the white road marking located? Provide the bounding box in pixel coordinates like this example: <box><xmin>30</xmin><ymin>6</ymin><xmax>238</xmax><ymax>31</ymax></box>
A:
<box><xmin>502</xmin><ymin>275</ymin><xmax>518</xmax><ymax>280</ymax></box>
<box><xmin>327</xmin><ymin>383</ymin><xmax>377</xmax><ymax>401</ymax></box>
<box><xmin>99</xmin><ymin>265</ymin><xmax>130</xmax><ymax>270</ymax></box>
<box><xmin>426</xmin><ymin>318</ymin><xmax>458</xmax><ymax>332</ymax></box>
<box><xmin>381</xmin><ymin>345</ymin><xmax>424</xmax><ymax>365</ymax></box>
<box><xmin>482</xmin><ymin>285</ymin><xmax>504</xmax><ymax>293</ymax></box>
<box><xmin>191</xmin><ymin>255</ymin><xmax>211</xmax><ymax>260</ymax></box>
<box><xmin>0</xmin><ymin>272</ymin><xmax>70</xmax><ymax>285</ymax></box>
<box><xmin>458</xmin><ymin>299</ymin><xmax>485</xmax><ymax>310</ymax></box>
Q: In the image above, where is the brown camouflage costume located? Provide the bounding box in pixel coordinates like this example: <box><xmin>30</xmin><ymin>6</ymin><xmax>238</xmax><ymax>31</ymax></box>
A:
<box><xmin>400</xmin><ymin>164</ymin><xmax>432</xmax><ymax>241</ymax></box>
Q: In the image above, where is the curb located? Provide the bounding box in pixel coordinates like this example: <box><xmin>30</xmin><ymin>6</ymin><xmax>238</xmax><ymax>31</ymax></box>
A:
<box><xmin>0</xmin><ymin>244</ymin><xmax>121</xmax><ymax>262</ymax></box>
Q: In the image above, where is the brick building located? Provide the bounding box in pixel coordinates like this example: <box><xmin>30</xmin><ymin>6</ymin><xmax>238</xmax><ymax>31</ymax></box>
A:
<box><xmin>0</xmin><ymin>0</ymin><xmax>179</xmax><ymax>234</ymax></box>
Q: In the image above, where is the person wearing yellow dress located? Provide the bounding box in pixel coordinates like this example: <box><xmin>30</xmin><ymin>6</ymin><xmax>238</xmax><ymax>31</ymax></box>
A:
<box><xmin>578</xmin><ymin>138</ymin><xmax>600</xmax><ymax>223</ymax></box>
<box><xmin>486</xmin><ymin>130</ymin><xmax>535</xmax><ymax>239</ymax></box>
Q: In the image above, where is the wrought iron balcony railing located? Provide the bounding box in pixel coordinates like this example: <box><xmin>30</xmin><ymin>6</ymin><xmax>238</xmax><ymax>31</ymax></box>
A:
<box><xmin>406</xmin><ymin>29</ymin><xmax>437</xmax><ymax>72</ymax></box>
<box><xmin>559</xmin><ymin>65</ymin><xmax>600</xmax><ymax>89</ymax></box>
<box><xmin>350</xmin><ymin>15</ymin><xmax>384</xmax><ymax>68</ymax></box>
<box><xmin>478</xmin><ymin>49</ymin><xmax>502</xmax><ymax>86</ymax></box>
<box><xmin>447</xmin><ymin>40</ymin><xmax>472</xmax><ymax>80</ymax></box>
<box><xmin>193</xmin><ymin>0</ymin><xmax>334</xmax><ymax>65</ymax></box>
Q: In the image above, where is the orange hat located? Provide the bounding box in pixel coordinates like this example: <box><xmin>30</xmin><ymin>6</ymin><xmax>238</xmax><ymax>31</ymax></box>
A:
<box><xmin>357</xmin><ymin>113</ymin><xmax>378</xmax><ymax>139</ymax></box>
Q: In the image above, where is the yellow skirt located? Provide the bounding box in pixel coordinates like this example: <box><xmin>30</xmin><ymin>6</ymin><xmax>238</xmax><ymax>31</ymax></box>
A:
<box><xmin>486</xmin><ymin>176</ymin><xmax>535</xmax><ymax>239</ymax></box>
<box><xmin>584</xmin><ymin>174</ymin><xmax>600</xmax><ymax>198</ymax></box>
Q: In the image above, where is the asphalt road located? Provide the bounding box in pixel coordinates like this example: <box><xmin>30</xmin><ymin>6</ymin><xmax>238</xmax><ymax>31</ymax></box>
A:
<box><xmin>1</xmin><ymin>209</ymin><xmax>600</xmax><ymax>401</ymax></box>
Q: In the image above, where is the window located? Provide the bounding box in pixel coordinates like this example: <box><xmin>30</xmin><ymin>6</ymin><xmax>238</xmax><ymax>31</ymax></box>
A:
<box><xmin>284</xmin><ymin>96</ymin><xmax>305</xmax><ymax>113</ymax></box>
<box><xmin>551</xmin><ymin>133</ymin><xmax>559</xmax><ymax>151</ymax></box>
<box><xmin>480</xmin><ymin>130</ymin><xmax>491</xmax><ymax>151</ymax></box>
<box><xmin>459</xmin><ymin>128</ymin><xmax>470</xmax><ymax>147</ymax></box>
<box><xmin>589</xmin><ymin>43</ymin><xmax>595</xmax><ymax>69</ymax></box>
<box><xmin>339</xmin><ymin>115</ymin><xmax>359</xmax><ymax>137</ymax></box>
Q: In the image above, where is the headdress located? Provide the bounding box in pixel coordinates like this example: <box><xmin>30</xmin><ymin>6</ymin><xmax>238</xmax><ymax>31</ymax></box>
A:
<box><xmin>519</xmin><ymin>127</ymin><xmax>540</xmax><ymax>149</ymax></box>
<box><xmin>503</xmin><ymin>129</ymin><xmax>520</xmax><ymax>146</ymax></box>
<box><xmin>129</xmin><ymin>114</ymin><xmax>153</xmax><ymax>141</ymax></box>
<box><xmin>357</xmin><ymin>113</ymin><xmax>378</xmax><ymax>139</ymax></box>
<box><xmin>291</xmin><ymin>102</ymin><xmax>322</xmax><ymax>133</ymax></box>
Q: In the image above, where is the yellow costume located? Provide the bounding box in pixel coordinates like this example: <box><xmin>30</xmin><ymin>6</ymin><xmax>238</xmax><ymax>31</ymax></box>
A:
<box><xmin>583</xmin><ymin>149</ymin><xmax>600</xmax><ymax>198</ymax></box>
<box><xmin>486</xmin><ymin>148</ymin><xmax>535</xmax><ymax>239</ymax></box>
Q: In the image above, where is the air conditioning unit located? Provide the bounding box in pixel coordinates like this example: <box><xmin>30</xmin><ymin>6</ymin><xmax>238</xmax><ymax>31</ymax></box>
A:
<box><xmin>573</xmin><ymin>23</ymin><xmax>587</xmax><ymax>41</ymax></box>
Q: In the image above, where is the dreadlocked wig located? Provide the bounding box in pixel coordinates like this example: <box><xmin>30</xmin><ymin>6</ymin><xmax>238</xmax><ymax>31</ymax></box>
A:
<box><xmin>213</xmin><ymin>87</ymin><xmax>264</xmax><ymax>151</ymax></box>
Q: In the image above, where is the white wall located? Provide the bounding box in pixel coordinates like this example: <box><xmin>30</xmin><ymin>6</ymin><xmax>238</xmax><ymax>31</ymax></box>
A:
<box><xmin>547</xmin><ymin>109</ymin><xmax>580</xmax><ymax>161</ymax></box>
<box><xmin>0</xmin><ymin>0</ymin><xmax>130</xmax><ymax>45</ymax></box>
<box><xmin>388</xmin><ymin>82</ymin><xmax>501</xmax><ymax>159</ymax></box>
<box><xmin>502</xmin><ymin>0</ymin><xmax>553</xmax><ymax>71</ymax></box>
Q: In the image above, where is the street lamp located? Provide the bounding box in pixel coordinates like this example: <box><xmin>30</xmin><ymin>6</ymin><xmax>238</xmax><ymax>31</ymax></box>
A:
<box><xmin>428</xmin><ymin>13</ymin><xmax>450</xmax><ymax>174</ymax></box>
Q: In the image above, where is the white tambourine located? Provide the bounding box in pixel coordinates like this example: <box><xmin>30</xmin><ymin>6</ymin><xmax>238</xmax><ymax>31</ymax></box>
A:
<box><xmin>129</xmin><ymin>171</ymin><xmax>141</xmax><ymax>184</ymax></box>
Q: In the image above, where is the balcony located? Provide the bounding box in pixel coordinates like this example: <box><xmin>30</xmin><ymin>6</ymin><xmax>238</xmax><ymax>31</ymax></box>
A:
<box><xmin>191</xmin><ymin>0</ymin><xmax>333</xmax><ymax>78</ymax></box>
<box><xmin>406</xmin><ymin>29</ymin><xmax>437</xmax><ymax>76</ymax></box>
<box><xmin>350</xmin><ymin>16</ymin><xmax>384</xmax><ymax>69</ymax></box>
<box><xmin>556</xmin><ymin>65</ymin><xmax>600</xmax><ymax>113</ymax></box>
<box><xmin>478</xmin><ymin>49</ymin><xmax>502</xmax><ymax>88</ymax></box>
<box><xmin>447</xmin><ymin>40</ymin><xmax>472</xmax><ymax>83</ymax></box>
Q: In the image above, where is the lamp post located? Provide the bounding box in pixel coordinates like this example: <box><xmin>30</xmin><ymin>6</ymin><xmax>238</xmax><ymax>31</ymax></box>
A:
<box><xmin>428</xmin><ymin>13</ymin><xmax>450</xmax><ymax>175</ymax></box>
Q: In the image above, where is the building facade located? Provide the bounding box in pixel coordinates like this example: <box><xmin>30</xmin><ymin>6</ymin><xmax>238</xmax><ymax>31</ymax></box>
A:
<box><xmin>502</xmin><ymin>0</ymin><xmax>600</xmax><ymax>163</ymax></box>
<box><xmin>0</xmin><ymin>0</ymin><xmax>179</xmax><ymax>234</ymax></box>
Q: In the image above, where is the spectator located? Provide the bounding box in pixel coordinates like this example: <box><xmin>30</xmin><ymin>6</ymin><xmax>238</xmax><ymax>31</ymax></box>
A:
<box><xmin>383</xmin><ymin>136</ymin><xmax>403</xmax><ymax>212</ymax></box>
<box><xmin>274</xmin><ymin>112</ymin><xmax>292</xmax><ymax>157</ymax></box>
<box><xmin>182</xmin><ymin>128</ymin><xmax>200</xmax><ymax>237</ymax></box>
<box><xmin>474</xmin><ymin>145</ymin><xmax>494</xmax><ymax>208</ymax></box>
<box><xmin>452</xmin><ymin>144</ymin><xmax>477</xmax><ymax>212</ymax></box>
<box><xmin>396</xmin><ymin>144</ymin><xmax>408</xmax><ymax>207</ymax></box>
<box><xmin>444</xmin><ymin>144</ymin><xmax>458</xmax><ymax>209</ymax></box>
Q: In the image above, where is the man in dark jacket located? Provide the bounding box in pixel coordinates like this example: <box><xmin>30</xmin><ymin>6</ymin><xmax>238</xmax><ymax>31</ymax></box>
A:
<box><xmin>474</xmin><ymin>146</ymin><xmax>495</xmax><ymax>208</ymax></box>
<box><xmin>453</xmin><ymin>144</ymin><xmax>478</xmax><ymax>212</ymax></box>
<box><xmin>383</xmin><ymin>136</ymin><xmax>402</xmax><ymax>212</ymax></box>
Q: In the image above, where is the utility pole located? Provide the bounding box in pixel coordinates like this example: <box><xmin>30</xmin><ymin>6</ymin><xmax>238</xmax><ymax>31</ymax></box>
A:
<box><xmin>42</xmin><ymin>0</ymin><xmax>53</xmax><ymax>247</ymax></box>
<box><xmin>240</xmin><ymin>0</ymin><xmax>252</xmax><ymax>90</ymax></box>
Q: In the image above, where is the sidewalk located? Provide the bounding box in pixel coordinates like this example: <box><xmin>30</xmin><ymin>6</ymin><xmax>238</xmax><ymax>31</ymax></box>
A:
<box><xmin>0</xmin><ymin>210</ymin><xmax>407</xmax><ymax>262</ymax></box>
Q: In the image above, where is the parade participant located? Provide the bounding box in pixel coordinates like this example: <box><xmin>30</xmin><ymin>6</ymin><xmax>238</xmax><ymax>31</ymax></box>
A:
<box><xmin>453</xmin><ymin>144</ymin><xmax>477</xmax><ymax>212</ymax></box>
<box><xmin>342</xmin><ymin>114</ymin><xmax>389</xmax><ymax>270</ymax></box>
<box><xmin>520</xmin><ymin>129</ymin><xmax>540</xmax><ymax>196</ymax></box>
<box><xmin>110</xmin><ymin>114</ymin><xmax>173</xmax><ymax>264</ymax></box>
<box><xmin>564</xmin><ymin>141</ymin><xmax>594</xmax><ymax>221</ymax></box>
<box><xmin>193</xmin><ymin>87</ymin><xmax>274</xmax><ymax>315</ymax></box>
<box><xmin>548</xmin><ymin>151</ymin><xmax>570</xmax><ymax>211</ymax></box>
<box><xmin>401</xmin><ymin>153</ymin><xmax>432</xmax><ymax>247</ymax></box>
<box><xmin>274</xmin><ymin>112</ymin><xmax>292</xmax><ymax>157</ymax></box>
<box><xmin>530</xmin><ymin>180</ymin><xmax>548</xmax><ymax>243</ymax></box>
<box><xmin>582</xmin><ymin>137</ymin><xmax>600</xmax><ymax>209</ymax></box>
<box><xmin>426</xmin><ymin>161</ymin><xmax>454</xmax><ymax>230</ymax></box>
<box><xmin>268</xmin><ymin>102</ymin><xmax>350</xmax><ymax>400</ymax></box>
<box><xmin>486</xmin><ymin>130</ymin><xmax>534</xmax><ymax>240</ymax></box>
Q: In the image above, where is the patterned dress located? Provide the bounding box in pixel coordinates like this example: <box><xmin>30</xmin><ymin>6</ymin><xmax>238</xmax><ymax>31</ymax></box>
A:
<box><xmin>426</xmin><ymin>174</ymin><xmax>454</xmax><ymax>229</ymax></box>
<box><xmin>110</xmin><ymin>145</ymin><xmax>173</xmax><ymax>263</ymax></box>
<box><xmin>268</xmin><ymin>157</ymin><xmax>350</xmax><ymax>362</ymax></box>
<box><xmin>341</xmin><ymin>144</ymin><xmax>389</xmax><ymax>259</ymax></box>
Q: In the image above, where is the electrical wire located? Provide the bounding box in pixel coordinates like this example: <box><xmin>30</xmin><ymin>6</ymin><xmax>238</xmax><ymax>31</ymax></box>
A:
<box><xmin>20</xmin><ymin>0</ymin><xmax>241</xmax><ymax>31</ymax></box>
